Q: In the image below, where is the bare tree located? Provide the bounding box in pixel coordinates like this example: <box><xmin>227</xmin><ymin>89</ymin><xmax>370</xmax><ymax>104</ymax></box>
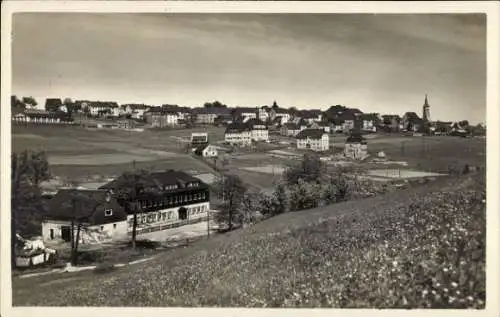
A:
<box><xmin>214</xmin><ymin>174</ymin><xmax>247</xmax><ymax>231</ymax></box>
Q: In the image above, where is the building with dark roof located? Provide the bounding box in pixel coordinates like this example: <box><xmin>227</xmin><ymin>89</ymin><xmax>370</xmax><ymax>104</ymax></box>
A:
<box><xmin>99</xmin><ymin>170</ymin><xmax>211</xmax><ymax>234</ymax></box>
<box><xmin>296</xmin><ymin>129</ymin><xmax>330</xmax><ymax>152</ymax></box>
<box><xmin>224</xmin><ymin>122</ymin><xmax>252</xmax><ymax>146</ymax></box>
<box><xmin>360</xmin><ymin>113</ymin><xmax>381</xmax><ymax>132</ymax></box>
<box><xmin>344</xmin><ymin>133</ymin><xmax>368</xmax><ymax>160</ymax></box>
<box><xmin>41</xmin><ymin>189</ymin><xmax>128</xmax><ymax>245</ymax></box>
<box><xmin>144</xmin><ymin>107</ymin><xmax>179</xmax><ymax>127</ymax></box>
<box><xmin>280</xmin><ymin>122</ymin><xmax>304</xmax><ymax>137</ymax></box>
<box><xmin>401</xmin><ymin>112</ymin><xmax>423</xmax><ymax>132</ymax></box>
<box><xmin>246</xmin><ymin>119</ymin><xmax>269</xmax><ymax>141</ymax></box>
<box><xmin>12</xmin><ymin>110</ymin><xmax>74</xmax><ymax>125</ymax></box>
<box><xmin>194</xmin><ymin>144</ymin><xmax>218</xmax><ymax>158</ymax></box>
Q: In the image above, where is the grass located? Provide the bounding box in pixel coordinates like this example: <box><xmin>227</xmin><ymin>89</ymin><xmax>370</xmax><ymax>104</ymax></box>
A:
<box><xmin>12</xmin><ymin>172</ymin><xmax>486</xmax><ymax>308</ymax></box>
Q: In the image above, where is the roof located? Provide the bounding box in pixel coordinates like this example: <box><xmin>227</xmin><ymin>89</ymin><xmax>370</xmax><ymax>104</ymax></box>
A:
<box><xmin>193</xmin><ymin>107</ymin><xmax>231</xmax><ymax>115</ymax></box>
<box><xmin>296</xmin><ymin>129</ymin><xmax>326</xmax><ymax>139</ymax></box>
<box><xmin>361</xmin><ymin>113</ymin><xmax>379</xmax><ymax>121</ymax></box>
<box><xmin>147</xmin><ymin>106</ymin><xmax>178</xmax><ymax>115</ymax></box>
<box><xmin>195</xmin><ymin>144</ymin><xmax>209</xmax><ymax>153</ymax></box>
<box><xmin>89</xmin><ymin>101</ymin><xmax>120</xmax><ymax>108</ymax></box>
<box><xmin>123</xmin><ymin>104</ymin><xmax>151</xmax><ymax>110</ymax></box>
<box><xmin>273</xmin><ymin>108</ymin><xmax>289</xmax><ymax>114</ymax></box>
<box><xmin>225</xmin><ymin>123</ymin><xmax>251</xmax><ymax>134</ymax></box>
<box><xmin>298</xmin><ymin>109</ymin><xmax>322</xmax><ymax>118</ymax></box>
<box><xmin>246</xmin><ymin>118</ymin><xmax>268</xmax><ymax>128</ymax></box>
<box><xmin>46</xmin><ymin>189</ymin><xmax>125</xmax><ymax>223</ymax></box>
<box><xmin>100</xmin><ymin>170</ymin><xmax>206</xmax><ymax>192</ymax></box>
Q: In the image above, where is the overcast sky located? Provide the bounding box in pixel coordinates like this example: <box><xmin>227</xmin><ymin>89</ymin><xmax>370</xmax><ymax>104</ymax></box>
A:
<box><xmin>12</xmin><ymin>13</ymin><xmax>486</xmax><ymax>123</ymax></box>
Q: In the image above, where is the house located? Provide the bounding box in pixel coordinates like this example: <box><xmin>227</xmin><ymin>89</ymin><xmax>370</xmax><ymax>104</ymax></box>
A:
<box><xmin>194</xmin><ymin>144</ymin><xmax>218</xmax><ymax>158</ymax></box>
<box><xmin>381</xmin><ymin>115</ymin><xmax>401</xmax><ymax>132</ymax></box>
<box><xmin>224</xmin><ymin>123</ymin><xmax>252</xmax><ymax>146</ymax></box>
<box><xmin>83</xmin><ymin>101</ymin><xmax>121</xmax><ymax>117</ymax></box>
<box><xmin>344</xmin><ymin>133</ymin><xmax>368</xmax><ymax>160</ymax></box>
<box><xmin>12</xmin><ymin>109</ymin><xmax>74</xmax><ymax>125</ymax></box>
<box><xmin>330</xmin><ymin>118</ymin><xmax>344</xmax><ymax>133</ymax></box>
<box><xmin>162</xmin><ymin>104</ymin><xmax>192</xmax><ymax>121</ymax></box>
<box><xmin>281</xmin><ymin>123</ymin><xmax>302</xmax><ymax>137</ymax></box>
<box><xmin>269</xmin><ymin>108</ymin><xmax>291</xmax><ymax>124</ymax></box>
<box><xmin>41</xmin><ymin>189</ymin><xmax>129</xmax><ymax>245</ymax></box>
<box><xmin>100</xmin><ymin>170</ymin><xmax>210</xmax><ymax>232</ymax></box>
<box><xmin>298</xmin><ymin>109</ymin><xmax>323</xmax><ymax>124</ymax></box>
<box><xmin>191</xmin><ymin>132</ymin><xmax>209</xmax><ymax>147</ymax></box>
<box><xmin>258</xmin><ymin>106</ymin><xmax>270</xmax><ymax>122</ymax></box>
<box><xmin>296</xmin><ymin>129</ymin><xmax>330</xmax><ymax>152</ymax></box>
<box><xmin>144</xmin><ymin>107</ymin><xmax>179</xmax><ymax>128</ymax></box>
<box><xmin>401</xmin><ymin>112</ymin><xmax>423</xmax><ymax>132</ymax></box>
<box><xmin>361</xmin><ymin>113</ymin><xmax>380</xmax><ymax>132</ymax></box>
<box><xmin>308</xmin><ymin>121</ymin><xmax>331</xmax><ymax>133</ymax></box>
<box><xmin>214</xmin><ymin>113</ymin><xmax>233</xmax><ymax>126</ymax></box>
<box><xmin>117</xmin><ymin>119</ymin><xmax>136</xmax><ymax>129</ymax></box>
<box><xmin>122</xmin><ymin>104</ymin><xmax>152</xmax><ymax>119</ymax></box>
<box><xmin>194</xmin><ymin>107</ymin><xmax>231</xmax><ymax>125</ymax></box>
<box><xmin>45</xmin><ymin>98</ymin><xmax>63</xmax><ymax>112</ymax></box>
<box><xmin>337</xmin><ymin>109</ymin><xmax>363</xmax><ymax>132</ymax></box>
<box><xmin>433</xmin><ymin>121</ymin><xmax>453</xmax><ymax>135</ymax></box>
<box><xmin>58</xmin><ymin>105</ymin><xmax>68</xmax><ymax>113</ymax></box>
<box><xmin>246</xmin><ymin>119</ymin><xmax>269</xmax><ymax>141</ymax></box>
<box><xmin>231</xmin><ymin>107</ymin><xmax>258</xmax><ymax>122</ymax></box>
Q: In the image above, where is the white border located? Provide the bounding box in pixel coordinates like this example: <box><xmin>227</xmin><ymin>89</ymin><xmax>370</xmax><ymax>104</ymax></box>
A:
<box><xmin>1</xmin><ymin>2</ymin><xmax>499</xmax><ymax>317</ymax></box>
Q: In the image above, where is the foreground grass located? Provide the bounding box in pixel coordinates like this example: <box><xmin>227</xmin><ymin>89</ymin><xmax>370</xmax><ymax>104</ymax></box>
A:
<box><xmin>13</xmin><ymin>174</ymin><xmax>485</xmax><ymax>308</ymax></box>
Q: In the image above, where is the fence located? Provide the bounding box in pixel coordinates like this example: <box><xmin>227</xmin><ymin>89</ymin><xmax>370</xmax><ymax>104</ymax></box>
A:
<box><xmin>128</xmin><ymin>214</ymin><xmax>212</xmax><ymax>236</ymax></box>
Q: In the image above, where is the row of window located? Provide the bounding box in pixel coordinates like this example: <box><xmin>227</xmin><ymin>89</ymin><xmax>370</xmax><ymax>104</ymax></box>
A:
<box><xmin>139</xmin><ymin>192</ymin><xmax>207</xmax><ymax>209</ymax></box>
<box><xmin>128</xmin><ymin>205</ymin><xmax>209</xmax><ymax>227</ymax></box>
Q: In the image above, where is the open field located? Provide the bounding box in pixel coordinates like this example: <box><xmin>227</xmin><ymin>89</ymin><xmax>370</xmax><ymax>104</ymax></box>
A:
<box><xmin>12</xmin><ymin>173</ymin><xmax>486</xmax><ymax>307</ymax></box>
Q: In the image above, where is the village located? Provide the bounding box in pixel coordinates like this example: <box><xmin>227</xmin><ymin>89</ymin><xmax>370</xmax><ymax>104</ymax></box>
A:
<box><xmin>11</xmin><ymin>94</ymin><xmax>486</xmax><ymax>272</ymax></box>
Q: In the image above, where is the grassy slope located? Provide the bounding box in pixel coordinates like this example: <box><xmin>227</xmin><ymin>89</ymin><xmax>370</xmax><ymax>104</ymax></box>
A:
<box><xmin>13</xmin><ymin>173</ymin><xmax>485</xmax><ymax>308</ymax></box>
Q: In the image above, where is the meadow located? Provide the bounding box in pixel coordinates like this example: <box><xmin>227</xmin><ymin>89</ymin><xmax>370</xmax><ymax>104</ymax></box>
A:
<box><xmin>12</xmin><ymin>172</ymin><xmax>486</xmax><ymax>308</ymax></box>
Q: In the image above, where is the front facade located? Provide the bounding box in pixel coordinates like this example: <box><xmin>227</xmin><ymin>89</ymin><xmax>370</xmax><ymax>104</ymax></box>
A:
<box><xmin>84</xmin><ymin>102</ymin><xmax>120</xmax><ymax>117</ymax></box>
<box><xmin>296</xmin><ymin>129</ymin><xmax>330</xmax><ymax>152</ymax></box>
<box><xmin>195</xmin><ymin>144</ymin><xmax>218</xmax><ymax>157</ymax></box>
<box><xmin>247</xmin><ymin>119</ymin><xmax>269</xmax><ymax>141</ymax></box>
<box><xmin>100</xmin><ymin>170</ymin><xmax>211</xmax><ymax>234</ymax></box>
<box><xmin>225</xmin><ymin>123</ymin><xmax>252</xmax><ymax>146</ymax></box>
<box><xmin>258</xmin><ymin>107</ymin><xmax>270</xmax><ymax>122</ymax></box>
<box><xmin>281</xmin><ymin>123</ymin><xmax>302</xmax><ymax>137</ymax></box>
<box><xmin>361</xmin><ymin>114</ymin><xmax>380</xmax><ymax>132</ymax></box>
<box><xmin>191</xmin><ymin>132</ymin><xmax>209</xmax><ymax>147</ymax></box>
<box><xmin>145</xmin><ymin>108</ymin><xmax>179</xmax><ymax>127</ymax></box>
<box><xmin>381</xmin><ymin>115</ymin><xmax>401</xmax><ymax>132</ymax></box>
<box><xmin>12</xmin><ymin>111</ymin><xmax>74</xmax><ymax>125</ymax></box>
<box><xmin>401</xmin><ymin>112</ymin><xmax>423</xmax><ymax>132</ymax></box>
<box><xmin>344</xmin><ymin>134</ymin><xmax>368</xmax><ymax>160</ymax></box>
<box><xmin>42</xmin><ymin>189</ymin><xmax>129</xmax><ymax>245</ymax></box>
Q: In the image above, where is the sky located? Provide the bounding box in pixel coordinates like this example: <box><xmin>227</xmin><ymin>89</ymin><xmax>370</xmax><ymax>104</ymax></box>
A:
<box><xmin>12</xmin><ymin>13</ymin><xmax>486</xmax><ymax>123</ymax></box>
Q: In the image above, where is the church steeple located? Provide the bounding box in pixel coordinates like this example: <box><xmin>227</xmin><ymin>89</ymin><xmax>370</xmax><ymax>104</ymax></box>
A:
<box><xmin>422</xmin><ymin>94</ymin><xmax>431</xmax><ymax>122</ymax></box>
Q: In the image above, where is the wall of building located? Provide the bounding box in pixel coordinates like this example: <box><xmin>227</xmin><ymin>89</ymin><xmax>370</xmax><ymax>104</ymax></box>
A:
<box><xmin>296</xmin><ymin>135</ymin><xmax>329</xmax><ymax>152</ymax></box>
<box><xmin>344</xmin><ymin>143</ymin><xmax>368</xmax><ymax>159</ymax></box>
<box><xmin>225</xmin><ymin>132</ymin><xmax>252</xmax><ymax>146</ymax></box>
<box><xmin>126</xmin><ymin>201</ymin><xmax>210</xmax><ymax>231</ymax></box>
<box><xmin>42</xmin><ymin>219</ymin><xmax>128</xmax><ymax>244</ymax></box>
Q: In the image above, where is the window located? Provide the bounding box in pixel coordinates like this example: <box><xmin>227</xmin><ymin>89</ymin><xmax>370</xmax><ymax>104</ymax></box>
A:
<box><xmin>113</xmin><ymin>224</ymin><xmax>117</xmax><ymax>229</ymax></box>
<box><xmin>50</xmin><ymin>229</ymin><xmax>54</xmax><ymax>240</ymax></box>
<box><xmin>104</xmin><ymin>208</ymin><xmax>113</xmax><ymax>216</ymax></box>
<box><xmin>100</xmin><ymin>226</ymin><xmax>104</xmax><ymax>231</ymax></box>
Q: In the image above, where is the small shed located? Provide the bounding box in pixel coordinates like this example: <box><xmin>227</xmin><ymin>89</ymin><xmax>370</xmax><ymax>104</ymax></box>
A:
<box><xmin>344</xmin><ymin>133</ymin><xmax>368</xmax><ymax>160</ymax></box>
<box><xmin>194</xmin><ymin>144</ymin><xmax>218</xmax><ymax>158</ymax></box>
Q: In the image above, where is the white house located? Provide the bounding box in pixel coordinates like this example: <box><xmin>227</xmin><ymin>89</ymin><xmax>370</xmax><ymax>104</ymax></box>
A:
<box><xmin>281</xmin><ymin>123</ymin><xmax>303</xmax><ymax>137</ymax></box>
<box><xmin>122</xmin><ymin>104</ymin><xmax>152</xmax><ymax>119</ymax></box>
<box><xmin>344</xmin><ymin>134</ymin><xmax>368</xmax><ymax>160</ymax></box>
<box><xmin>258</xmin><ymin>107</ymin><xmax>270</xmax><ymax>122</ymax></box>
<box><xmin>247</xmin><ymin>119</ymin><xmax>269</xmax><ymax>142</ymax></box>
<box><xmin>224</xmin><ymin>123</ymin><xmax>252</xmax><ymax>146</ymax></box>
<box><xmin>144</xmin><ymin>107</ymin><xmax>179</xmax><ymax>127</ymax></box>
<box><xmin>42</xmin><ymin>189</ymin><xmax>129</xmax><ymax>245</ymax></box>
<box><xmin>270</xmin><ymin>108</ymin><xmax>291</xmax><ymax>124</ymax></box>
<box><xmin>296</xmin><ymin>129</ymin><xmax>330</xmax><ymax>152</ymax></box>
<box><xmin>194</xmin><ymin>144</ymin><xmax>218</xmax><ymax>158</ymax></box>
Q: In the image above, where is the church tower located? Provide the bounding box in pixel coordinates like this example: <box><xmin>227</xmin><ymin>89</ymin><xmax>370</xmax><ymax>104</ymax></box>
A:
<box><xmin>422</xmin><ymin>94</ymin><xmax>431</xmax><ymax>122</ymax></box>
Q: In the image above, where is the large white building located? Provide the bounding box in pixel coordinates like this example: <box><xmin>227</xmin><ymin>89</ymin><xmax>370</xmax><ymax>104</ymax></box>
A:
<box><xmin>296</xmin><ymin>129</ymin><xmax>330</xmax><ymax>152</ymax></box>
<box><xmin>247</xmin><ymin>119</ymin><xmax>269</xmax><ymax>142</ymax></box>
<box><xmin>224</xmin><ymin>123</ymin><xmax>252</xmax><ymax>146</ymax></box>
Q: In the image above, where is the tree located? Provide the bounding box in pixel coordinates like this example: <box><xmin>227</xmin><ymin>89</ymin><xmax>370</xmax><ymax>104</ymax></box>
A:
<box><xmin>214</xmin><ymin>174</ymin><xmax>248</xmax><ymax>231</ymax></box>
<box><xmin>11</xmin><ymin>95</ymin><xmax>26</xmax><ymax>110</ymax></box>
<box><xmin>238</xmin><ymin>191</ymin><xmax>263</xmax><ymax>227</ymax></box>
<box><xmin>11</xmin><ymin>150</ymin><xmax>51</xmax><ymax>268</ymax></box>
<box><xmin>272</xmin><ymin>101</ymin><xmax>279</xmax><ymax>110</ymax></box>
<box><xmin>273</xmin><ymin>182</ymin><xmax>290</xmax><ymax>215</ymax></box>
<box><xmin>289</xmin><ymin>179</ymin><xmax>320</xmax><ymax>211</ymax></box>
<box><xmin>114</xmin><ymin>169</ymin><xmax>159</xmax><ymax>249</ymax></box>
<box><xmin>45</xmin><ymin>98</ymin><xmax>63</xmax><ymax>112</ymax></box>
<box><xmin>284</xmin><ymin>153</ymin><xmax>326</xmax><ymax>185</ymax></box>
<box><xmin>22</xmin><ymin>96</ymin><xmax>38</xmax><ymax>108</ymax></box>
<box><xmin>204</xmin><ymin>101</ymin><xmax>227</xmax><ymax>108</ymax></box>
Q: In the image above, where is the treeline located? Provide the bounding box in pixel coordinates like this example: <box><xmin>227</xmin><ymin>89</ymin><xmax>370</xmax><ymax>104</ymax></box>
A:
<box><xmin>212</xmin><ymin>154</ymin><xmax>394</xmax><ymax>231</ymax></box>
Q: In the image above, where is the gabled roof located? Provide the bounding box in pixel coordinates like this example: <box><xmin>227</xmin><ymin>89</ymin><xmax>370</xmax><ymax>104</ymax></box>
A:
<box><xmin>361</xmin><ymin>113</ymin><xmax>380</xmax><ymax>122</ymax></box>
<box><xmin>403</xmin><ymin>112</ymin><xmax>420</xmax><ymax>119</ymax></box>
<box><xmin>46</xmin><ymin>189</ymin><xmax>125</xmax><ymax>223</ymax></box>
<box><xmin>147</xmin><ymin>106</ymin><xmax>178</xmax><ymax>115</ymax></box>
<box><xmin>100</xmin><ymin>170</ymin><xmax>206</xmax><ymax>192</ymax></box>
<box><xmin>193</xmin><ymin>107</ymin><xmax>231</xmax><ymax>115</ymax></box>
<box><xmin>246</xmin><ymin>118</ymin><xmax>268</xmax><ymax>129</ymax></box>
<box><xmin>298</xmin><ymin>109</ymin><xmax>322</xmax><ymax>118</ymax></box>
<box><xmin>273</xmin><ymin>108</ymin><xmax>289</xmax><ymax>114</ymax></box>
<box><xmin>89</xmin><ymin>101</ymin><xmax>120</xmax><ymax>108</ymax></box>
<box><xmin>296</xmin><ymin>129</ymin><xmax>326</xmax><ymax>139</ymax></box>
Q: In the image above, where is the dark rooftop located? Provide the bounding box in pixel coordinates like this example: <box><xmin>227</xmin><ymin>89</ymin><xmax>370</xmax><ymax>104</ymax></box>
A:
<box><xmin>296</xmin><ymin>129</ymin><xmax>326</xmax><ymax>139</ymax></box>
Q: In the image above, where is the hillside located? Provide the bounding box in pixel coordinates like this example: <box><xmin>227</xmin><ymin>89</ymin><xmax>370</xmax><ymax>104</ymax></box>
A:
<box><xmin>13</xmin><ymin>173</ymin><xmax>486</xmax><ymax>308</ymax></box>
